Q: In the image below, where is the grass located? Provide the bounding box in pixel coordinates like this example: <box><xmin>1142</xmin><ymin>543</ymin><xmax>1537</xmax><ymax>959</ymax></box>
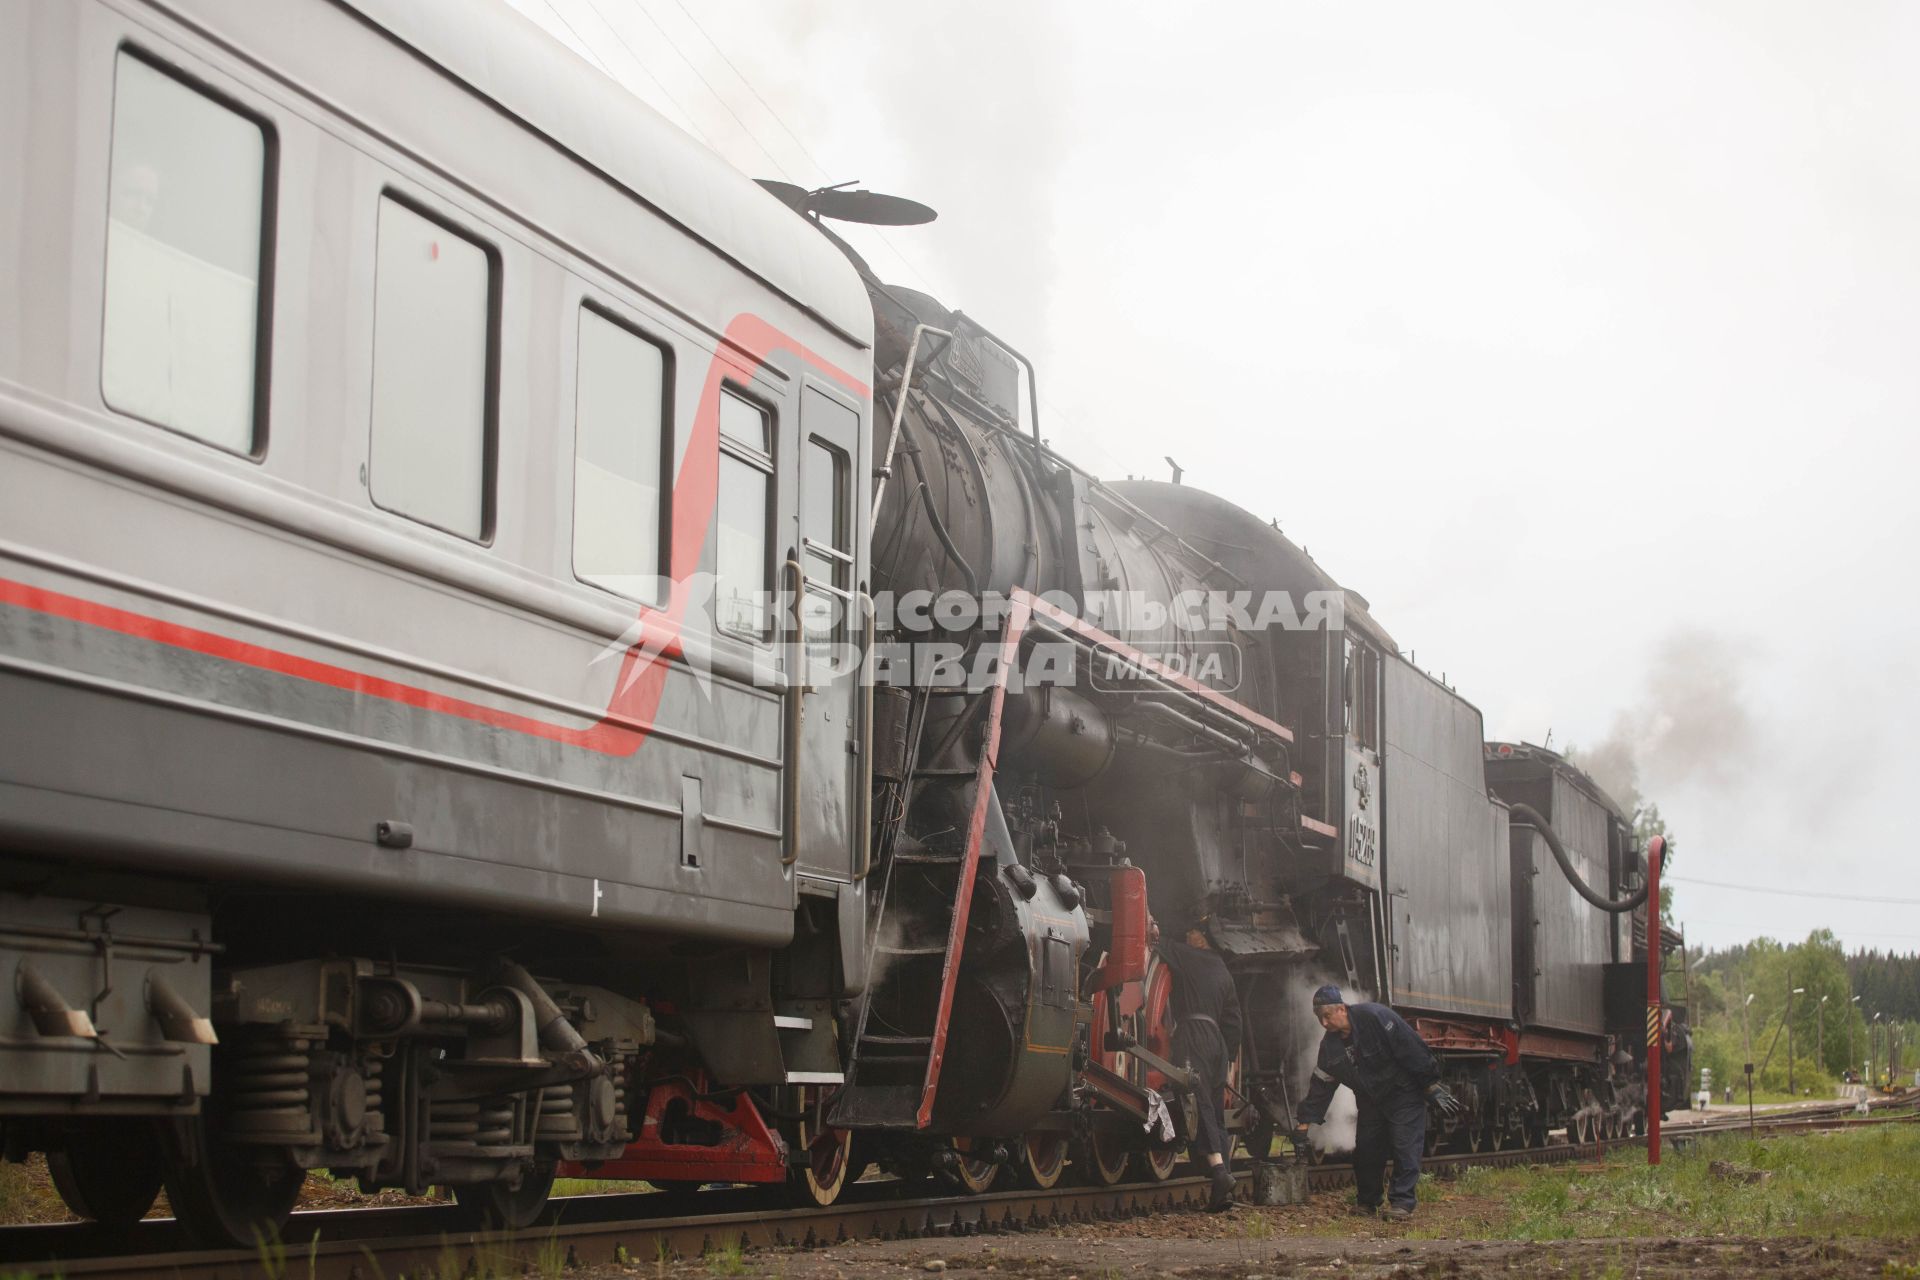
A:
<box><xmin>550</xmin><ymin>1176</ymin><xmax>656</xmax><ymax>1197</ymax></box>
<box><xmin>1409</xmin><ymin>1123</ymin><xmax>1920</xmax><ymax>1242</ymax></box>
<box><xmin>705</xmin><ymin>1234</ymin><xmax>749</xmax><ymax>1275</ymax></box>
<box><xmin>0</xmin><ymin>1157</ymin><xmax>73</xmax><ymax>1225</ymax></box>
<box><xmin>1714</xmin><ymin>1089</ymin><xmax>1844</xmax><ymax>1106</ymax></box>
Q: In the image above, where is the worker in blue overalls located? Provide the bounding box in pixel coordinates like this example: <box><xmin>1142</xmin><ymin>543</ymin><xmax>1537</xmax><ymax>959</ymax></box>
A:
<box><xmin>1293</xmin><ymin>984</ymin><xmax>1463</xmax><ymax>1220</ymax></box>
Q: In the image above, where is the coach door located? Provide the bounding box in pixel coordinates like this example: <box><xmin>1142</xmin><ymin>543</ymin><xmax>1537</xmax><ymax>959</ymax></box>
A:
<box><xmin>791</xmin><ymin>386</ymin><xmax>863</xmax><ymax>880</ymax></box>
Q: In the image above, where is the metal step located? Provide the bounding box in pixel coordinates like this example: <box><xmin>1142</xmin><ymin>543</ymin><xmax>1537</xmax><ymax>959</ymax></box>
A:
<box><xmin>826</xmin><ymin>1084</ymin><xmax>922</xmax><ymax>1129</ymax></box>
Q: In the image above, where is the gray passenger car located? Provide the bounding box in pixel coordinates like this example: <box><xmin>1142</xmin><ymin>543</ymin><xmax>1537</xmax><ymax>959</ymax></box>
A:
<box><xmin>1</xmin><ymin>0</ymin><xmax>874</xmax><ymax>1241</ymax></box>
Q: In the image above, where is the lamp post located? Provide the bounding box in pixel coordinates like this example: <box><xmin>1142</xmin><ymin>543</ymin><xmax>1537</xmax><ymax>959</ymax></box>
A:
<box><xmin>1819</xmin><ymin>994</ymin><xmax>1828</xmax><ymax>1083</ymax></box>
<box><xmin>1743</xmin><ymin>992</ymin><xmax>1757</xmax><ymax>1134</ymax></box>
<box><xmin>1850</xmin><ymin>995</ymin><xmax>1861</xmax><ymax>1086</ymax></box>
<box><xmin>1788</xmin><ymin>977</ymin><xmax>1805</xmax><ymax>1097</ymax></box>
<box><xmin>1873</xmin><ymin>1012</ymin><xmax>1883</xmax><ymax>1089</ymax></box>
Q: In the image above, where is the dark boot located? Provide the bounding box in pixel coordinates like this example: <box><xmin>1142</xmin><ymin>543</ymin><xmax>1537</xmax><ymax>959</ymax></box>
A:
<box><xmin>1207</xmin><ymin>1164</ymin><xmax>1236</xmax><ymax>1211</ymax></box>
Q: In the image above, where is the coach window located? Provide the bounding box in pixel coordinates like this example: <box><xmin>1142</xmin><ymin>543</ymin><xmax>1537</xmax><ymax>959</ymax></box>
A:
<box><xmin>574</xmin><ymin>307</ymin><xmax>669</xmax><ymax>601</ymax></box>
<box><xmin>102</xmin><ymin>52</ymin><xmax>271</xmax><ymax>454</ymax></box>
<box><xmin>716</xmin><ymin>389</ymin><xmax>773</xmax><ymax>639</ymax></box>
<box><xmin>368</xmin><ymin>196</ymin><xmax>496</xmax><ymax>540</ymax></box>
<box><xmin>801</xmin><ymin>435</ymin><xmax>851</xmax><ymax>645</ymax></box>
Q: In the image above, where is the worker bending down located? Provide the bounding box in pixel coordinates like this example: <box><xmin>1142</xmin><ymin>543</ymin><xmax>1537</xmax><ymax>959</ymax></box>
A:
<box><xmin>1157</xmin><ymin>915</ymin><xmax>1242</xmax><ymax>1212</ymax></box>
<box><xmin>1293</xmin><ymin>984</ymin><xmax>1462</xmax><ymax>1220</ymax></box>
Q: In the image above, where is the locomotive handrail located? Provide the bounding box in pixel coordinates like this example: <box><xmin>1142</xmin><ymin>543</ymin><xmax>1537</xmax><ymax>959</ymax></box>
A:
<box><xmin>951</xmin><ymin>310</ymin><xmax>1045</xmax><ymax>467</ymax></box>
<box><xmin>854</xmin><ymin>590</ymin><xmax>877</xmax><ymax>883</ymax></box>
<box><xmin>781</xmin><ymin>556</ymin><xmax>807</xmax><ymax>868</ymax></box>
<box><xmin>871</xmin><ymin>323</ymin><xmax>950</xmax><ymax>529</ymax></box>
<box><xmin>1017</xmin><ymin>592</ymin><xmax>1294</xmax><ymax>745</ymax></box>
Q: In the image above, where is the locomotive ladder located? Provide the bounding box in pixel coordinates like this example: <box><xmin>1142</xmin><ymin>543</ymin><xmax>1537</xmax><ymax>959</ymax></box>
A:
<box><xmin>831</xmin><ymin>596</ymin><xmax>1032</xmax><ymax>1131</ymax></box>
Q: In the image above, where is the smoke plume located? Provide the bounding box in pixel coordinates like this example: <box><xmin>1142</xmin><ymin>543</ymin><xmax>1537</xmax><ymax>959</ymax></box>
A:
<box><xmin>1574</xmin><ymin>630</ymin><xmax>1755</xmax><ymax>816</ymax></box>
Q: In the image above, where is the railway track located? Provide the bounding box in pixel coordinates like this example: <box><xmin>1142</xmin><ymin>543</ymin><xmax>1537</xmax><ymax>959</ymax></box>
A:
<box><xmin>5</xmin><ymin>1095</ymin><xmax>1911</xmax><ymax>1280</ymax></box>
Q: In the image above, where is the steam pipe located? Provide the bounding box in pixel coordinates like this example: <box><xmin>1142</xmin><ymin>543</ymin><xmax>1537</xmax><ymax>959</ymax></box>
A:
<box><xmin>1129</xmin><ymin>700</ymin><xmax>1247</xmax><ymax>756</ymax></box>
<box><xmin>1509</xmin><ymin>802</ymin><xmax>1649</xmax><ymax>913</ymax></box>
<box><xmin>1130</xmin><ymin>692</ymin><xmax>1260</xmax><ymax>748</ymax></box>
<box><xmin>904</xmin><ymin>437</ymin><xmax>978</xmax><ymax>596</ymax></box>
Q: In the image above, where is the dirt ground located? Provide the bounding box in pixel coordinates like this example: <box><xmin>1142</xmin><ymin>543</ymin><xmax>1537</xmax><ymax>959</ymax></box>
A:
<box><xmin>626</xmin><ymin>1232</ymin><xmax>1914</xmax><ymax>1279</ymax></box>
<box><xmin>567</xmin><ymin>1181</ymin><xmax>1918</xmax><ymax>1280</ymax></box>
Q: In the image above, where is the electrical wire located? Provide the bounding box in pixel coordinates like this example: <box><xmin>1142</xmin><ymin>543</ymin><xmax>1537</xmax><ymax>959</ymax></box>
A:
<box><xmin>575</xmin><ymin>0</ymin><xmax>722</xmax><ymax>151</ymax></box>
<box><xmin>534</xmin><ymin>0</ymin><xmax>614</xmax><ymax>74</ymax></box>
<box><xmin>615</xmin><ymin>0</ymin><xmax>795</xmax><ymax>180</ymax></box>
<box><xmin>1669</xmin><ymin>875</ymin><xmax>1920</xmax><ymax>907</ymax></box>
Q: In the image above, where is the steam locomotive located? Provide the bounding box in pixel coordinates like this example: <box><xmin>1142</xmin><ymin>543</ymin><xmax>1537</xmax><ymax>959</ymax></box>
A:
<box><xmin>0</xmin><ymin>0</ymin><xmax>1686</xmax><ymax>1248</ymax></box>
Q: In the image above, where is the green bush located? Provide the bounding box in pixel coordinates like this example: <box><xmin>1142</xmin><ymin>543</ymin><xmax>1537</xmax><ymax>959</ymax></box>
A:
<box><xmin>1757</xmin><ymin>1052</ymin><xmax>1834</xmax><ymax>1097</ymax></box>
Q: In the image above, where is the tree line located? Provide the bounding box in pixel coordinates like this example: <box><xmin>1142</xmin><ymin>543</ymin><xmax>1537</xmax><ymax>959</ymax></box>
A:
<box><xmin>1846</xmin><ymin>950</ymin><xmax>1920</xmax><ymax>1023</ymax></box>
<box><xmin>1679</xmin><ymin>930</ymin><xmax>1912</xmax><ymax>1095</ymax></box>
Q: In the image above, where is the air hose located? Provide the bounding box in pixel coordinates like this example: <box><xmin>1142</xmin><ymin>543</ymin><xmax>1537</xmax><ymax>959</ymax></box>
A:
<box><xmin>1508</xmin><ymin>802</ymin><xmax>1648</xmax><ymax>914</ymax></box>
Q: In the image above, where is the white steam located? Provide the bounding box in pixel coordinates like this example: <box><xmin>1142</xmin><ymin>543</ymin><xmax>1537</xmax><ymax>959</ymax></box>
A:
<box><xmin>1309</xmin><ymin>1084</ymin><xmax>1359</xmax><ymax>1156</ymax></box>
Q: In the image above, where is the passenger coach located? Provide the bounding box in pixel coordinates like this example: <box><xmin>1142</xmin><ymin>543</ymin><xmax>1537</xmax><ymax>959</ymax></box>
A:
<box><xmin>1</xmin><ymin>0</ymin><xmax>876</xmax><ymax>1241</ymax></box>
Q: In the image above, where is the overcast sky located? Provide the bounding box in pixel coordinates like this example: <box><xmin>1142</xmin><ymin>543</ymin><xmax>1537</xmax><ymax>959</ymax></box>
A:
<box><xmin>509</xmin><ymin>0</ymin><xmax>1920</xmax><ymax>955</ymax></box>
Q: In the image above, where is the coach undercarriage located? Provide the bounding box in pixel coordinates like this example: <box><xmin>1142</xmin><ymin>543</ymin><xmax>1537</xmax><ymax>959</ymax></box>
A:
<box><xmin>6</xmin><ymin>931</ymin><xmax>656</xmax><ymax>1243</ymax></box>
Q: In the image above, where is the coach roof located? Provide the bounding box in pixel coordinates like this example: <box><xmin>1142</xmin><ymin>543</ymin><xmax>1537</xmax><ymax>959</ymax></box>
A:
<box><xmin>336</xmin><ymin>0</ymin><xmax>873</xmax><ymax>347</ymax></box>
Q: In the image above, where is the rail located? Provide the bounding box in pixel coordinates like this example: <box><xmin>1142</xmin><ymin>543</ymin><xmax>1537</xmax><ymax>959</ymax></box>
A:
<box><xmin>6</xmin><ymin>1093</ymin><xmax>1908</xmax><ymax>1280</ymax></box>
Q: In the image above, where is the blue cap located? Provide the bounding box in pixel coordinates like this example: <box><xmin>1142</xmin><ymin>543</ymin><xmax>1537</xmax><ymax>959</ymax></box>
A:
<box><xmin>1311</xmin><ymin>984</ymin><xmax>1345</xmax><ymax>1007</ymax></box>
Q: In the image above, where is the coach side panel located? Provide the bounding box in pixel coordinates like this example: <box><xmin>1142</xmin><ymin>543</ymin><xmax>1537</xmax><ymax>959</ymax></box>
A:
<box><xmin>0</xmin><ymin>0</ymin><xmax>870</xmax><ymax>947</ymax></box>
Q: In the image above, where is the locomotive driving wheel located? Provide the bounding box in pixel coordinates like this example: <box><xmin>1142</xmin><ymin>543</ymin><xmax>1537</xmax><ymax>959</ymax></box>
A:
<box><xmin>1079</xmin><ymin>989</ymin><xmax>1132</xmax><ymax>1187</ymax></box>
<box><xmin>951</xmin><ymin>1142</ymin><xmax>1000</xmax><ymax>1195</ymax></box>
<box><xmin>45</xmin><ymin>1122</ymin><xmax>165</xmax><ymax>1231</ymax></box>
<box><xmin>1487</xmin><ymin>1114</ymin><xmax>1508</xmax><ymax>1152</ymax></box>
<box><xmin>1133</xmin><ymin>957</ymin><xmax>1180</xmax><ymax>1184</ymax></box>
<box><xmin>1018</xmin><ymin>1133</ymin><xmax>1069</xmax><ymax>1189</ymax></box>
<box><xmin>787</xmin><ymin>1086</ymin><xmax>861</xmax><ymax>1208</ymax></box>
<box><xmin>1137</xmin><ymin>1145</ymin><xmax>1181</xmax><ymax>1182</ymax></box>
<box><xmin>1080</xmin><ymin>1127</ymin><xmax>1132</xmax><ymax>1186</ymax></box>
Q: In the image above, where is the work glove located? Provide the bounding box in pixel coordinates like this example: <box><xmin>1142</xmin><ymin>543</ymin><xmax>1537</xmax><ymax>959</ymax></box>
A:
<box><xmin>1426</xmin><ymin>1083</ymin><xmax>1466</xmax><ymax>1118</ymax></box>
